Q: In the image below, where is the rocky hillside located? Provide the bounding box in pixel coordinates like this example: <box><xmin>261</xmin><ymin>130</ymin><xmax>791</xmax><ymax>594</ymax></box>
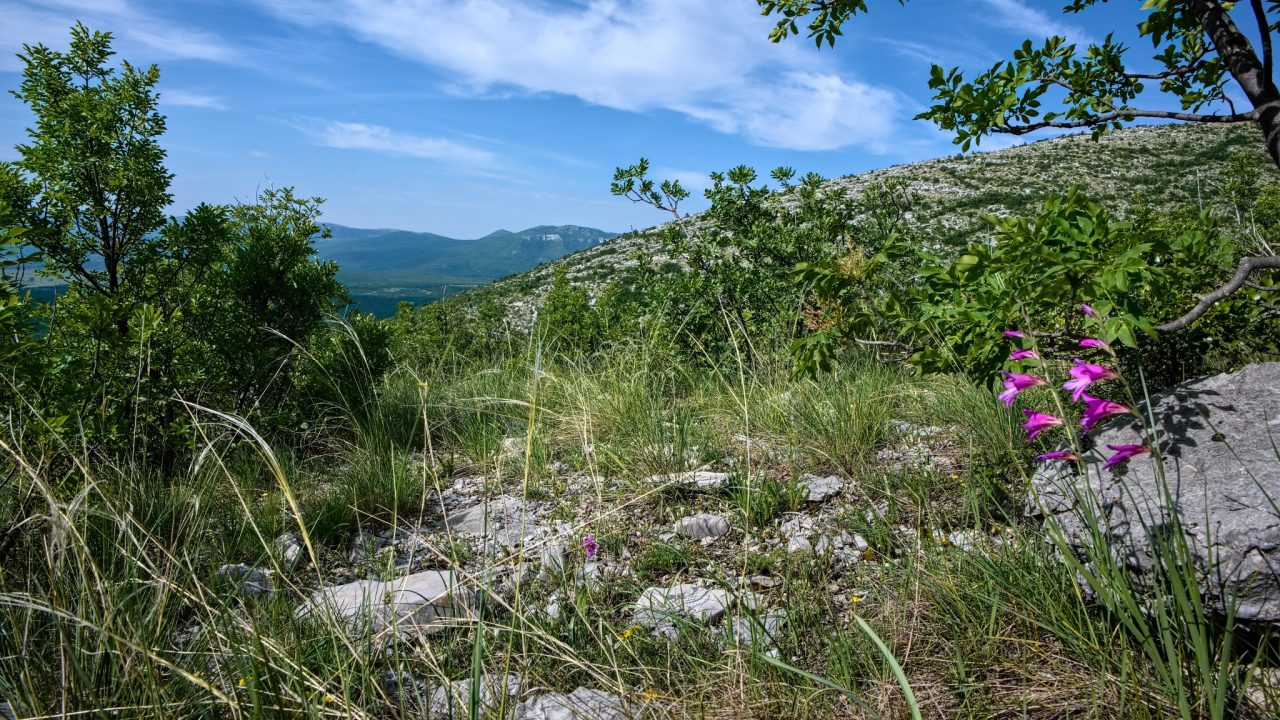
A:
<box><xmin>463</xmin><ymin>122</ymin><xmax>1266</xmax><ymax>319</ymax></box>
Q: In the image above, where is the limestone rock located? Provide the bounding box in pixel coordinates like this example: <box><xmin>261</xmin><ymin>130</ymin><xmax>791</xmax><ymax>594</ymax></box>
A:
<box><xmin>634</xmin><ymin>583</ymin><xmax>730</xmax><ymax>638</ymax></box>
<box><xmin>722</xmin><ymin>608</ymin><xmax>787</xmax><ymax>649</ymax></box>
<box><xmin>296</xmin><ymin>569</ymin><xmax>474</xmax><ymax>639</ymax></box>
<box><xmin>274</xmin><ymin>533</ymin><xmax>305</xmax><ymax>570</ymax></box>
<box><xmin>514</xmin><ymin>687</ymin><xmax>632</xmax><ymax>720</ymax></box>
<box><xmin>215</xmin><ymin>563</ymin><xmax>274</xmax><ymax>597</ymax></box>
<box><xmin>674</xmin><ymin>513</ymin><xmax>730</xmax><ymax>541</ymax></box>
<box><xmin>427</xmin><ymin>673</ymin><xmax>525</xmax><ymax>720</ymax></box>
<box><xmin>1030</xmin><ymin>362</ymin><xmax>1280</xmax><ymax>623</ymax></box>
<box><xmin>445</xmin><ymin>496</ymin><xmax>546</xmax><ymax>550</ymax></box>
<box><xmin>799</xmin><ymin>474</ymin><xmax>844</xmax><ymax>503</ymax></box>
<box><xmin>647</xmin><ymin>470</ymin><xmax>730</xmax><ymax>491</ymax></box>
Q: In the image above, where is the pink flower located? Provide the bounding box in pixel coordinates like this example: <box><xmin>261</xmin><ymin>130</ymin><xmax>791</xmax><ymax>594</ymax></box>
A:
<box><xmin>1103</xmin><ymin>443</ymin><xmax>1151</xmax><ymax>469</ymax></box>
<box><xmin>1063</xmin><ymin>358</ymin><xmax>1119</xmax><ymax>401</ymax></box>
<box><xmin>1080</xmin><ymin>394</ymin><xmax>1132</xmax><ymax>431</ymax></box>
<box><xmin>1003</xmin><ymin>330</ymin><xmax>1025</xmax><ymax>338</ymax></box>
<box><xmin>1081</xmin><ymin>303</ymin><xmax>1097</xmax><ymax>317</ymax></box>
<box><xmin>998</xmin><ymin>372</ymin><xmax>1047</xmax><ymax>407</ymax></box>
<box><xmin>1079</xmin><ymin>338</ymin><xmax>1110</xmax><ymax>351</ymax></box>
<box><xmin>583</xmin><ymin>534</ymin><xmax>599</xmax><ymax>559</ymax></box>
<box><xmin>1037</xmin><ymin>450</ymin><xmax>1080</xmax><ymax>463</ymax></box>
<box><xmin>1022</xmin><ymin>409</ymin><xmax>1064</xmax><ymax>442</ymax></box>
<box><xmin>1009</xmin><ymin>348</ymin><xmax>1041</xmax><ymax>361</ymax></box>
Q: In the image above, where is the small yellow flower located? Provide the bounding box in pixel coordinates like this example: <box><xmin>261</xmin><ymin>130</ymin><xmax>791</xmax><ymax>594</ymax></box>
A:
<box><xmin>850</xmin><ymin>594</ymin><xmax>864</xmax><ymax>604</ymax></box>
<box><xmin>618</xmin><ymin>625</ymin><xmax>636</xmax><ymax>643</ymax></box>
<box><xmin>323</xmin><ymin>694</ymin><xmax>337</xmax><ymax>704</ymax></box>
<box><xmin>948</xmin><ymin>473</ymin><xmax>959</xmax><ymax>480</ymax></box>
<box><xmin>641</xmin><ymin>688</ymin><xmax>660</xmax><ymax>701</ymax></box>
<box><xmin>237</xmin><ymin>678</ymin><xmax>247</xmax><ymax>688</ymax></box>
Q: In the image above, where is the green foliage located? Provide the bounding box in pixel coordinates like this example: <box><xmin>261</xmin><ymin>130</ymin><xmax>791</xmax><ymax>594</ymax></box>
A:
<box><xmin>537</xmin><ymin>266</ymin><xmax>601</xmax><ymax>355</ymax></box>
<box><xmin>610</xmin><ymin>160</ymin><xmax>856</xmax><ymax>361</ymax></box>
<box><xmin>3</xmin><ymin>23</ymin><xmax>171</xmax><ymax>312</ymax></box>
<box><xmin>758</xmin><ymin>1</ymin><xmax>1260</xmax><ymax>154</ymax></box>
<box><xmin>797</xmin><ymin>184</ymin><xmax>1276</xmax><ymax>385</ymax></box>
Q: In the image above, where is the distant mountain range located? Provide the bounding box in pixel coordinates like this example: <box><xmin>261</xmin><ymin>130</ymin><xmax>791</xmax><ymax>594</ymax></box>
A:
<box><xmin>316</xmin><ymin>224</ymin><xmax>617</xmax><ymax>316</ymax></box>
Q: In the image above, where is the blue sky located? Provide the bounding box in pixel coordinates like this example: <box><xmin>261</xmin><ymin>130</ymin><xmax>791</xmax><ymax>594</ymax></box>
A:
<box><xmin>1</xmin><ymin>1</ymin><xmax>1165</xmax><ymax>237</ymax></box>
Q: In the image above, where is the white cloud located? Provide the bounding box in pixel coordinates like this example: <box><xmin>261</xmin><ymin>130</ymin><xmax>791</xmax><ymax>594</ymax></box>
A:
<box><xmin>161</xmin><ymin>90</ymin><xmax>227</xmax><ymax>109</ymax></box>
<box><xmin>0</xmin><ymin>1</ymin><xmax>240</xmax><ymax>72</ymax></box>
<box><xmin>976</xmin><ymin>0</ymin><xmax>1095</xmax><ymax>48</ymax></box>
<box><xmin>258</xmin><ymin>0</ymin><xmax>903</xmax><ymax>152</ymax></box>
<box><xmin>304</xmin><ymin>120</ymin><xmax>496</xmax><ymax>165</ymax></box>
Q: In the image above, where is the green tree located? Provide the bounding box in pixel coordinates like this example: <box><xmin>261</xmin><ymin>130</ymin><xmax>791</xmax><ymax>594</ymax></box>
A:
<box><xmin>1</xmin><ymin>23</ymin><xmax>171</xmax><ymax>337</ymax></box>
<box><xmin>759</xmin><ymin>0</ymin><xmax>1279</xmax><ymax>333</ymax></box>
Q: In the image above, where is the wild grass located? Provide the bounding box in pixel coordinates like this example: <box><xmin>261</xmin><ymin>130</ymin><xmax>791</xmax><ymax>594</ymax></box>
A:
<box><xmin>1</xmin><ymin>326</ymin><xmax>1275</xmax><ymax>719</ymax></box>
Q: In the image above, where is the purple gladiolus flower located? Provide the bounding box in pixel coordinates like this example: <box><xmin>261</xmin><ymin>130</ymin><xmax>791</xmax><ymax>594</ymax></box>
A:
<box><xmin>583</xmin><ymin>534</ymin><xmax>599</xmax><ymax>559</ymax></box>
<box><xmin>1003</xmin><ymin>330</ymin><xmax>1025</xmax><ymax>338</ymax></box>
<box><xmin>1080</xmin><ymin>394</ymin><xmax>1132</xmax><ymax>431</ymax></box>
<box><xmin>1037</xmin><ymin>450</ymin><xmax>1080</xmax><ymax>463</ymax></box>
<box><xmin>1079</xmin><ymin>338</ymin><xmax>1110</xmax><ymax>350</ymax></box>
<box><xmin>1081</xmin><ymin>303</ymin><xmax>1097</xmax><ymax>317</ymax></box>
<box><xmin>1103</xmin><ymin>443</ymin><xmax>1151</xmax><ymax>469</ymax></box>
<box><xmin>1009</xmin><ymin>348</ymin><xmax>1041</xmax><ymax>361</ymax></box>
<box><xmin>1022</xmin><ymin>409</ymin><xmax>1064</xmax><ymax>442</ymax></box>
<box><xmin>998</xmin><ymin>372</ymin><xmax>1046</xmax><ymax>407</ymax></box>
<box><xmin>1063</xmin><ymin>358</ymin><xmax>1120</xmax><ymax>401</ymax></box>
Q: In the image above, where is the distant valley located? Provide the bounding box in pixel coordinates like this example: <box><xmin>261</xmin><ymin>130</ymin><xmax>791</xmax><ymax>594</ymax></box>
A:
<box><xmin>315</xmin><ymin>224</ymin><xmax>617</xmax><ymax>316</ymax></box>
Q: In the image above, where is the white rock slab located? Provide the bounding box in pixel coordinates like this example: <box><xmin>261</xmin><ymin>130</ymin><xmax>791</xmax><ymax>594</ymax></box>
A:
<box><xmin>296</xmin><ymin>569</ymin><xmax>473</xmax><ymax>639</ymax></box>
<box><xmin>514</xmin><ymin>687</ymin><xmax>632</xmax><ymax>720</ymax></box>
<box><xmin>674</xmin><ymin>513</ymin><xmax>730</xmax><ymax>540</ymax></box>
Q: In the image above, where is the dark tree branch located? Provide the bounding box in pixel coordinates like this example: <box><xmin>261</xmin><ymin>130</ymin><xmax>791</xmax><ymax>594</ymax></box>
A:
<box><xmin>1189</xmin><ymin>0</ymin><xmax>1280</xmax><ymax>167</ymax></box>
<box><xmin>994</xmin><ymin>107</ymin><xmax>1257</xmax><ymax>136</ymax></box>
<box><xmin>1123</xmin><ymin>49</ymin><xmax>1209</xmax><ymax>81</ymax></box>
<box><xmin>1251</xmin><ymin>0</ymin><xmax>1273</xmax><ymax>80</ymax></box>
<box><xmin>1156</xmin><ymin>255</ymin><xmax>1280</xmax><ymax>332</ymax></box>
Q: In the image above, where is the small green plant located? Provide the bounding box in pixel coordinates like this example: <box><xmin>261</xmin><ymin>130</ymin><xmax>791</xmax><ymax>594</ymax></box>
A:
<box><xmin>730</xmin><ymin>475</ymin><xmax>806</xmax><ymax>529</ymax></box>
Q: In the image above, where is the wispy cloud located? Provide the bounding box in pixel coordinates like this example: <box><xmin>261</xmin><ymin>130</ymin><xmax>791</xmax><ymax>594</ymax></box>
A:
<box><xmin>256</xmin><ymin>0</ymin><xmax>905</xmax><ymax>153</ymax></box>
<box><xmin>303</xmin><ymin>120</ymin><xmax>496</xmax><ymax>165</ymax></box>
<box><xmin>975</xmin><ymin>0</ymin><xmax>1095</xmax><ymax>48</ymax></box>
<box><xmin>161</xmin><ymin>90</ymin><xmax>227</xmax><ymax>110</ymax></box>
<box><xmin>0</xmin><ymin>0</ymin><xmax>241</xmax><ymax>71</ymax></box>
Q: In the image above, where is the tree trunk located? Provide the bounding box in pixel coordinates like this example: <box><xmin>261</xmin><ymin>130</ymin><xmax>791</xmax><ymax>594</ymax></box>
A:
<box><xmin>1189</xmin><ymin>0</ymin><xmax>1280</xmax><ymax>168</ymax></box>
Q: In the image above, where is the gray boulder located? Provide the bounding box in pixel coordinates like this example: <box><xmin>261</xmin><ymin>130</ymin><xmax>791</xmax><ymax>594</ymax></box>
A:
<box><xmin>296</xmin><ymin>569</ymin><xmax>474</xmax><ymax>639</ymax></box>
<box><xmin>427</xmin><ymin>673</ymin><xmax>525</xmax><ymax>720</ymax></box>
<box><xmin>1030</xmin><ymin>362</ymin><xmax>1280</xmax><ymax>623</ymax></box>
<box><xmin>646</xmin><ymin>471</ymin><xmax>730</xmax><ymax>491</ymax></box>
<box><xmin>634</xmin><ymin>583</ymin><xmax>731</xmax><ymax>639</ymax></box>
<box><xmin>673</xmin><ymin>513</ymin><xmax>730</xmax><ymax>541</ymax></box>
<box><xmin>215</xmin><ymin>563</ymin><xmax>274</xmax><ymax>597</ymax></box>
<box><xmin>799</xmin><ymin>474</ymin><xmax>844</xmax><ymax>503</ymax></box>
<box><xmin>514</xmin><ymin>687</ymin><xmax>632</xmax><ymax>720</ymax></box>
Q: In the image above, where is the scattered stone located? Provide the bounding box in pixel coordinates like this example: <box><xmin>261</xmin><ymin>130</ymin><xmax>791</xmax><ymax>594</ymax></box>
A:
<box><xmin>674</xmin><ymin>513</ymin><xmax>730</xmax><ymax>541</ymax></box>
<box><xmin>647</xmin><ymin>470</ymin><xmax>730</xmax><ymax>491</ymax></box>
<box><xmin>786</xmin><ymin>536</ymin><xmax>812</xmax><ymax>554</ymax></box>
<box><xmin>444</xmin><ymin>496</ymin><xmax>547</xmax><ymax>550</ymax></box>
<box><xmin>634</xmin><ymin>583</ymin><xmax>731</xmax><ymax>638</ymax></box>
<box><xmin>0</xmin><ymin>698</ymin><xmax>16</xmax><ymax>720</ymax></box>
<box><xmin>296</xmin><ymin>569</ymin><xmax>474</xmax><ymax>639</ymax></box>
<box><xmin>215</xmin><ymin>563</ymin><xmax>274</xmax><ymax>597</ymax></box>
<box><xmin>749</xmin><ymin>575</ymin><xmax>781</xmax><ymax>589</ymax></box>
<box><xmin>274</xmin><ymin>533</ymin><xmax>305</xmax><ymax>570</ymax></box>
<box><xmin>1030</xmin><ymin>362</ymin><xmax>1280</xmax><ymax>624</ymax></box>
<box><xmin>799</xmin><ymin>474</ymin><xmax>844</xmax><ymax>503</ymax></box>
<box><xmin>539</xmin><ymin>544</ymin><xmax>569</xmax><ymax>577</ymax></box>
<box><xmin>500</xmin><ymin>437</ymin><xmax>524</xmax><ymax>460</ymax></box>
<box><xmin>514</xmin><ymin>687</ymin><xmax>632</xmax><ymax>720</ymax></box>
<box><xmin>350</xmin><ymin>529</ymin><xmax>383</xmax><ymax>564</ymax></box>
<box><xmin>428</xmin><ymin>673</ymin><xmax>525</xmax><ymax>720</ymax></box>
<box><xmin>722</xmin><ymin>608</ymin><xmax>787</xmax><ymax>650</ymax></box>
